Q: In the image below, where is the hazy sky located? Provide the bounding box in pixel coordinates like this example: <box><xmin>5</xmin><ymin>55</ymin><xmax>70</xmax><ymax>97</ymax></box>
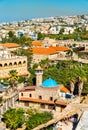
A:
<box><xmin>0</xmin><ymin>0</ymin><xmax>88</xmax><ymax>22</ymax></box>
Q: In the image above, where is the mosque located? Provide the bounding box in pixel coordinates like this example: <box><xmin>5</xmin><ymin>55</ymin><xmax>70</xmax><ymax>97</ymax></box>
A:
<box><xmin>19</xmin><ymin>66</ymin><xmax>71</xmax><ymax>112</ymax></box>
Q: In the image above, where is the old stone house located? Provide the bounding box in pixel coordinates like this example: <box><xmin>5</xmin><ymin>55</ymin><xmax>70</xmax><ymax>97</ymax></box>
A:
<box><xmin>19</xmin><ymin>66</ymin><xmax>71</xmax><ymax>112</ymax></box>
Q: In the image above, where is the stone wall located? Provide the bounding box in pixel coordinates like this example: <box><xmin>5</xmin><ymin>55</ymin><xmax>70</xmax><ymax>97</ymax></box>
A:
<box><xmin>0</xmin><ymin>56</ymin><xmax>28</xmax><ymax>78</ymax></box>
<box><xmin>19</xmin><ymin>87</ymin><xmax>60</xmax><ymax>101</ymax></box>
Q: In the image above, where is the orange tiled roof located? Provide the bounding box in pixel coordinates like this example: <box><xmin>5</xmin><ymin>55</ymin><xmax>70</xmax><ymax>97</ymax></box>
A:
<box><xmin>32</xmin><ymin>47</ymin><xmax>57</xmax><ymax>54</ymax></box>
<box><xmin>60</xmin><ymin>86</ymin><xmax>70</xmax><ymax>93</ymax></box>
<box><xmin>32</xmin><ymin>41</ymin><xmax>43</xmax><ymax>46</ymax></box>
<box><xmin>49</xmin><ymin>46</ymin><xmax>70</xmax><ymax>51</ymax></box>
<box><xmin>2</xmin><ymin>43</ymin><xmax>20</xmax><ymax>48</ymax></box>
<box><xmin>35</xmin><ymin>66</ymin><xmax>43</xmax><ymax>71</ymax></box>
<box><xmin>19</xmin><ymin>97</ymin><xmax>67</xmax><ymax>106</ymax></box>
<box><xmin>20</xmin><ymin>86</ymin><xmax>35</xmax><ymax>92</ymax></box>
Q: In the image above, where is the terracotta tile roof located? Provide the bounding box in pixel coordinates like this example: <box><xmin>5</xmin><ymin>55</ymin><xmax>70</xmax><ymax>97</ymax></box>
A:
<box><xmin>2</xmin><ymin>43</ymin><xmax>20</xmax><ymax>48</ymax></box>
<box><xmin>20</xmin><ymin>86</ymin><xmax>35</xmax><ymax>92</ymax></box>
<box><xmin>32</xmin><ymin>41</ymin><xmax>43</xmax><ymax>46</ymax></box>
<box><xmin>18</xmin><ymin>73</ymin><xmax>29</xmax><ymax>77</ymax></box>
<box><xmin>49</xmin><ymin>46</ymin><xmax>70</xmax><ymax>51</ymax></box>
<box><xmin>20</xmin><ymin>85</ymin><xmax>70</xmax><ymax>93</ymax></box>
<box><xmin>19</xmin><ymin>97</ymin><xmax>67</xmax><ymax>106</ymax></box>
<box><xmin>32</xmin><ymin>47</ymin><xmax>57</xmax><ymax>54</ymax></box>
<box><xmin>35</xmin><ymin>66</ymin><xmax>43</xmax><ymax>71</ymax></box>
<box><xmin>0</xmin><ymin>44</ymin><xmax>4</xmax><ymax>49</ymax></box>
<box><xmin>60</xmin><ymin>86</ymin><xmax>70</xmax><ymax>93</ymax></box>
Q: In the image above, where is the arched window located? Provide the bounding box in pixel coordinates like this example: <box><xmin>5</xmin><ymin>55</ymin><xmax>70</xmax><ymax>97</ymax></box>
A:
<box><xmin>14</xmin><ymin>62</ymin><xmax>17</xmax><ymax>65</ymax></box>
<box><xmin>4</xmin><ymin>63</ymin><xmax>7</xmax><ymax>67</ymax></box>
<box><xmin>50</xmin><ymin>97</ymin><xmax>53</xmax><ymax>101</ymax></box>
<box><xmin>18</xmin><ymin>61</ymin><xmax>22</xmax><ymax>65</ymax></box>
<box><xmin>0</xmin><ymin>64</ymin><xmax>2</xmax><ymax>67</ymax></box>
<box><xmin>39</xmin><ymin>96</ymin><xmax>42</xmax><ymax>99</ymax></box>
<box><xmin>29</xmin><ymin>94</ymin><xmax>32</xmax><ymax>97</ymax></box>
<box><xmin>21</xmin><ymin>93</ymin><xmax>23</xmax><ymax>96</ymax></box>
<box><xmin>9</xmin><ymin>63</ymin><xmax>12</xmax><ymax>66</ymax></box>
<box><xmin>23</xmin><ymin>61</ymin><xmax>26</xmax><ymax>64</ymax></box>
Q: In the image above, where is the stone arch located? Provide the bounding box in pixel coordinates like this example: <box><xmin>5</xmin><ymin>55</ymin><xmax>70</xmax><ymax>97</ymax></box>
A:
<box><xmin>9</xmin><ymin>62</ymin><xmax>12</xmax><ymax>66</ymax></box>
<box><xmin>4</xmin><ymin>63</ymin><xmax>8</xmax><ymax>67</ymax></box>
<box><xmin>14</xmin><ymin>62</ymin><xmax>17</xmax><ymax>65</ymax></box>
<box><xmin>23</xmin><ymin>60</ymin><xmax>26</xmax><ymax>64</ymax></box>
<box><xmin>18</xmin><ymin>61</ymin><xmax>22</xmax><ymax>65</ymax></box>
<box><xmin>0</xmin><ymin>64</ymin><xmax>2</xmax><ymax>67</ymax></box>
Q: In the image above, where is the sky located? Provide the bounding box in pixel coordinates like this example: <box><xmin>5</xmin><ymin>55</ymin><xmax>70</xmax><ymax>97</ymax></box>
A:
<box><xmin>0</xmin><ymin>0</ymin><xmax>88</xmax><ymax>22</ymax></box>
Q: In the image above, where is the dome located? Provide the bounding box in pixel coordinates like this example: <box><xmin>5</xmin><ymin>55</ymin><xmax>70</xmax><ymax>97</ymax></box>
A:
<box><xmin>41</xmin><ymin>78</ymin><xmax>58</xmax><ymax>88</ymax></box>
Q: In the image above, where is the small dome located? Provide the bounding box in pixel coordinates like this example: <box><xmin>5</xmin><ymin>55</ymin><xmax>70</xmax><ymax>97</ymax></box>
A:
<box><xmin>41</xmin><ymin>78</ymin><xmax>58</xmax><ymax>88</ymax></box>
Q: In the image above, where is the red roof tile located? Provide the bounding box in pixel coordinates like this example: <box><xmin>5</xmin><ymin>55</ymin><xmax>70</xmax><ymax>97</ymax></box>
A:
<box><xmin>20</xmin><ymin>86</ymin><xmax>35</xmax><ymax>92</ymax></box>
<box><xmin>2</xmin><ymin>43</ymin><xmax>20</xmax><ymax>48</ymax></box>
<box><xmin>32</xmin><ymin>47</ymin><xmax>57</xmax><ymax>54</ymax></box>
<box><xmin>49</xmin><ymin>46</ymin><xmax>70</xmax><ymax>51</ymax></box>
<box><xmin>60</xmin><ymin>86</ymin><xmax>70</xmax><ymax>93</ymax></box>
<box><xmin>32</xmin><ymin>41</ymin><xmax>43</xmax><ymax>46</ymax></box>
<box><xmin>19</xmin><ymin>97</ymin><xmax>67</xmax><ymax>106</ymax></box>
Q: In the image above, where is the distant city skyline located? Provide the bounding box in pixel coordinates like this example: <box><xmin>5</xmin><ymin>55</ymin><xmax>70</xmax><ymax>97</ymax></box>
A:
<box><xmin>0</xmin><ymin>0</ymin><xmax>88</xmax><ymax>22</ymax></box>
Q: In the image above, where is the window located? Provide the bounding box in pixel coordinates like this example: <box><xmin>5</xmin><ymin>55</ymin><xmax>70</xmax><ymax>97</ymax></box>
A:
<box><xmin>21</xmin><ymin>93</ymin><xmax>23</xmax><ymax>96</ymax></box>
<box><xmin>40</xmin><ymin>104</ymin><xmax>45</xmax><ymax>109</ymax></box>
<box><xmin>0</xmin><ymin>64</ymin><xmax>2</xmax><ymax>67</ymax></box>
<box><xmin>9</xmin><ymin>63</ymin><xmax>12</xmax><ymax>66</ymax></box>
<box><xmin>50</xmin><ymin>97</ymin><xmax>53</xmax><ymax>101</ymax></box>
<box><xmin>18</xmin><ymin>61</ymin><xmax>22</xmax><ymax>65</ymax></box>
<box><xmin>48</xmin><ymin>104</ymin><xmax>54</xmax><ymax>110</ymax></box>
<box><xmin>4</xmin><ymin>63</ymin><xmax>7</xmax><ymax>67</ymax></box>
<box><xmin>39</xmin><ymin>96</ymin><xmax>42</xmax><ymax>99</ymax></box>
<box><xmin>29</xmin><ymin>94</ymin><xmax>32</xmax><ymax>97</ymax></box>
<box><xmin>25</xmin><ymin>101</ymin><xmax>29</xmax><ymax>107</ymax></box>
<box><xmin>14</xmin><ymin>62</ymin><xmax>17</xmax><ymax>65</ymax></box>
<box><xmin>23</xmin><ymin>61</ymin><xmax>26</xmax><ymax>64</ymax></box>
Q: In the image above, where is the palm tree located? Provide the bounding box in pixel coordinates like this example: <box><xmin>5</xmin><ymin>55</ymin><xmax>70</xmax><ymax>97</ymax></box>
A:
<box><xmin>69</xmin><ymin>65</ymin><xmax>87</xmax><ymax>96</ymax></box>
<box><xmin>8</xmin><ymin>70</ymin><xmax>18</xmax><ymax>91</ymax></box>
<box><xmin>68</xmin><ymin>67</ymin><xmax>76</xmax><ymax>95</ymax></box>
<box><xmin>66</xmin><ymin>49</ymin><xmax>73</xmax><ymax>60</ymax></box>
<box><xmin>76</xmin><ymin>67</ymin><xmax>87</xmax><ymax>96</ymax></box>
<box><xmin>39</xmin><ymin>58</ymin><xmax>50</xmax><ymax>69</ymax></box>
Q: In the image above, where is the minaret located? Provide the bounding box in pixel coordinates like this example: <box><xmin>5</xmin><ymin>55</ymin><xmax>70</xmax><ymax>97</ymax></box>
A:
<box><xmin>35</xmin><ymin>66</ymin><xmax>43</xmax><ymax>87</ymax></box>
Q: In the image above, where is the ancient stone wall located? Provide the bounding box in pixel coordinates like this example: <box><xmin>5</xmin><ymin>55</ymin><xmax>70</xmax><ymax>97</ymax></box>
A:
<box><xmin>0</xmin><ymin>56</ymin><xmax>28</xmax><ymax>78</ymax></box>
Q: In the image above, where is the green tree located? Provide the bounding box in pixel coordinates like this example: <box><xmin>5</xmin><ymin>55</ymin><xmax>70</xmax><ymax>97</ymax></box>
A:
<box><xmin>39</xmin><ymin>58</ymin><xmax>50</xmax><ymax>68</ymax></box>
<box><xmin>37</xmin><ymin>32</ymin><xmax>45</xmax><ymax>40</ymax></box>
<box><xmin>66</xmin><ymin>49</ymin><xmax>73</xmax><ymax>60</ymax></box>
<box><xmin>26</xmin><ymin>111</ymin><xmax>53</xmax><ymax>130</ymax></box>
<box><xmin>3</xmin><ymin>108</ymin><xmax>25</xmax><ymax>130</ymax></box>
<box><xmin>18</xmin><ymin>76</ymin><xmax>26</xmax><ymax>83</ymax></box>
<box><xmin>8</xmin><ymin>70</ymin><xmax>18</xmax><ymax>90</ymax></box>
<box><xmin>75</xmin><ymin>66</ymin><xmax>87</xmax><ymax>96</ymax></box>
<box><xmin>59</xmin><ymin>28</ymin><xmax>64</xmax><ymax>34</ymax></box>
<box><xmin>8</xmin><ymin>31</ymin><xmax>14</xmax><ymax>38</ymax></box>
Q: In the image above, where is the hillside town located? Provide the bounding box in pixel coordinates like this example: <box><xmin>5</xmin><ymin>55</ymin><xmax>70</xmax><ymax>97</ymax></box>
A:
<box><xmin>0</xmin><ymin>15</ymin><xmax>88</xmax><ymax>41</ymax></box>
<box><xmin>0</xmin><ymin>14</ymin><xmax>88</xmax><ymax>130</ymax></box>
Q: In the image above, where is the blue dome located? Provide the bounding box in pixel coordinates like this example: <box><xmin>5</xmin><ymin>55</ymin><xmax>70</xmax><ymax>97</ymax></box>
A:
<box><xmin>41</xmin><ymin>78</ymin><xmax>58</xmax><ymax>88</ymax></box>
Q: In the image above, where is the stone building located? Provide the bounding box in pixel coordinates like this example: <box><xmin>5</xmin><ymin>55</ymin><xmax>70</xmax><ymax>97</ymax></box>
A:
<box><xmin>0</xmin><ymin>47</ymin><xmax>28</xmax><ymax>79</ymax></box>
<box><xmin>0</xmin><ymin>43</ymin><xmax>20</xmax><ymax>51</ymax></box>
<box><xmin>19</xmin><ymin>66</ymin><xmax>71</xmax><ymax>112</ymax></box>
<box><xmin>31</xmin><ymin>46</ymin><xmax>70</xmax><ymax>64</ymax></box>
